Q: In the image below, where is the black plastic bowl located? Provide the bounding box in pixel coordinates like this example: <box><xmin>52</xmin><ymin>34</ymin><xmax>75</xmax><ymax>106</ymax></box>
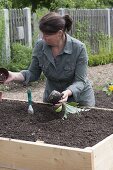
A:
<box><xmin>0</xmin><ymin>68</ymin><xmax>9</xmax><ymax>83</ymax></box>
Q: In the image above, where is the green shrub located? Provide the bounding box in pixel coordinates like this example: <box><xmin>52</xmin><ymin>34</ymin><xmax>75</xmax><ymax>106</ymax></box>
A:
<box><xmin>88</xmin><ymin>50</ymin><xmax>113</xmax><ymax>66</ymax></box>
<box><xmin>7</xmin><ymin>42</ymin><xmax>113</xmax><ymax>71</ymax></box>
<box><xmin>7</xmin><ymin>43</ymin><xmax>32</xmax><ymax>71</ymax></box>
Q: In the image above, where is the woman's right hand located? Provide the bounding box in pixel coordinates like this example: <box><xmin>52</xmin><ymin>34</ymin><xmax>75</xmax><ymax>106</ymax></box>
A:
<box><xmin>58</xmin><ymin>89</ymin><xmax>72</xmax><ymax>103</ymax></box>
<box><xmin>4</xmin><ymin>71</ymin><xmax>25</xmax><ymax>83</ymax></box>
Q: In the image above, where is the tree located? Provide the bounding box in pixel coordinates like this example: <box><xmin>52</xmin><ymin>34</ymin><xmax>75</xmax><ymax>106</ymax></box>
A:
<box><xmin>96</xmin><ymin>0</ymin><xmax>113</xmax><ymax>7</ymax></box>
<box><xmin>12</xmin><ymin>0</ymin><xmax>53</xmax><ymax>12</ymax></box>
<box><xmin>0</xmin><ymin>0</ymin><xmax>12</xmax><ymax>9</ymax></box>
<box><xmin>50</xmin><ymin>0</ymin><xmax>76</xmax><ymax>10</ymax></box>
<box><xmin>1</xmin><ymin>0</ymin><xmax>113</xmax><ymax>12</ymax></box>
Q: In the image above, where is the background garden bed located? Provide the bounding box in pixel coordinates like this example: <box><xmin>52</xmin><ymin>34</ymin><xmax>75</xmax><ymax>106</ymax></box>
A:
<box><xmin>95</xmin><ymin>90</ymin><xmax>113</xmax><ymax>108</ymax></box>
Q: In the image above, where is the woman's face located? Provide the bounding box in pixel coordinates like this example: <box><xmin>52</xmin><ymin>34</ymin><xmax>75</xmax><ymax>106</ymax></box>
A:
<box><xmin>42</xmin><ymin>30</ymin><xmax>63</xmax><ymax>47</ymax></box>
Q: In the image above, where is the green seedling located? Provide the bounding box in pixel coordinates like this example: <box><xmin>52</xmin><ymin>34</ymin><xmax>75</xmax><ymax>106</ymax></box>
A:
<box><xmin>55</xmin><ymin>102</ymin><xmax>88</xmax><ymax>119</ymax></box>
<box><xmin>48</xmin><ymin>90</ymin><xmax>89</xmax><ymax>119</ymax></box>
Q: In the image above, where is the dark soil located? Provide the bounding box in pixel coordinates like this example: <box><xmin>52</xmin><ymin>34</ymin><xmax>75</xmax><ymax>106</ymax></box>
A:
<box><xmin>95</xmin><ymin>90</ymin><xmax>113</xmax><ymax>109</ymax></box>
<box><xmin>0</xmin><ymin>90</ymin><xmax>113</xmax><ymax>149</ymax></box>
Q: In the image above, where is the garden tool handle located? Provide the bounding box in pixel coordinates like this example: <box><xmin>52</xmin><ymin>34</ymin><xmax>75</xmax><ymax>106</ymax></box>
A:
<box><xmin>27</xmin><ymin>89</ymin><xmax>32</xmax><ymax>105</ymax></box>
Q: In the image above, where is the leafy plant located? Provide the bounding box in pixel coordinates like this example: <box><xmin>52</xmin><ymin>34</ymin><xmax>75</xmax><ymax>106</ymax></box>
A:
<box><xmin>102</xmin><ymin>82</ymin><xmax>113</xmax><ymax>96</ymax></box>
<box><xmin>74</xmin><ymin>20</ymin><xmax>113</xmax><ymax>55</ymax></box>
<box><xmin>48</xmin><ymin>90</ymin><xmax>89</xmax><ymax>119</ymax></box>
<box><xmin>7</xmin><ymin>43</ymin><xmax>32</xmax><ymax>71</ymax></box>
<box><xmin>55</xmin><ymin>102</ymin><xmax>89</xmax><ymax>119</ymax></box>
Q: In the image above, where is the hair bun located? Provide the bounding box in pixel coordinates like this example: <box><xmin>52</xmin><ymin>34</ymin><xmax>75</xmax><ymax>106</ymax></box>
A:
<box><xmin>63</xmin><ymin>14</ymin><xmax>73</xmax><ymax>32</ymax></box>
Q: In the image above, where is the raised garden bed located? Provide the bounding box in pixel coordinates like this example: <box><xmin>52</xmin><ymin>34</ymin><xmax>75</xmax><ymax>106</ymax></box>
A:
<box><xmin>0</xmin><ymin>91</ymin><xmax>113</xmax><ymax>170</ymax></box>
<box><xmin>0</xmin><ymin>99</ymin><xmax>113</xmax><ymax>148</ymax></box>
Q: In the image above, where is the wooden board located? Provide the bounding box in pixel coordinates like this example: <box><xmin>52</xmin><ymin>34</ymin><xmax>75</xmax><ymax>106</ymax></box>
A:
<box><xmin>0</xmin><ymin>137</ymin><xmax>93</xmax><ymax>170</ymax></box>
<box><xmin>92</xmin><ymin>134</ymin><xmax>113</xmax><ymax>170</ymax></box>
<box><xmin>0</xmin><ymin>168</ymin><xmax>13</xmax><ymax>170</ymax></box>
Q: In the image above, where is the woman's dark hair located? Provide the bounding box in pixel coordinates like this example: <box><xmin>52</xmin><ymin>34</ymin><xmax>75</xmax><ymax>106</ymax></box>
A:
<box><xmin>39</xmin><ymin>12</ymin><xmax>72</xmax><ymax>34</ymax></box>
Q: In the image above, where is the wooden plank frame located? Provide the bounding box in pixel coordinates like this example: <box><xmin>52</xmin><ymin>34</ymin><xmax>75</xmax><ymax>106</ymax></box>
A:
<box><xmin>0</xmin><ymin>99</ymin><xmax>113</xmax><ymax>170</ymax></box>
<box><xmin>0</xmin><ymin>135</ymin><xmax>113</xmax><ymax>170</ymax></box>
<box><xmin>0</xmin><ymin>137</ymin><xmax>93</xmax><ymax>170</ymax></box>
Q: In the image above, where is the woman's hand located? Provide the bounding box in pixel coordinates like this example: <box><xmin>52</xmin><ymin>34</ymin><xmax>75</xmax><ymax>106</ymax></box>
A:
<box><xmin>59</xmin><ymin>89</ymin><xmax>72</xmax><ymax>103</ymax></box>
<box><xmin>4</xmin><ymin>71</ymin><xmax>25</xmax><ymax>83</ymax></box>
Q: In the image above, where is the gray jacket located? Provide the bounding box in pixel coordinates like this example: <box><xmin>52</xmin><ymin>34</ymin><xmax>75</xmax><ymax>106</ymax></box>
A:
<box><xmin>21</xmin><ymin>34</ymin><xmax>95</xmax><ymax>106</ymax></box>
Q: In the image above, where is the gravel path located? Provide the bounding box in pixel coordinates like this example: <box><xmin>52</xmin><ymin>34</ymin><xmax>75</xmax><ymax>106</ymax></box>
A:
<box><xmin>88</xmin><ymin>63</ymin><xmax>113</xmax><ymax>88</ymax></box>
<box><xmin>2</xmin><ymin>63</ymin><xmax>113</xmax><ymax>102</ymax></box>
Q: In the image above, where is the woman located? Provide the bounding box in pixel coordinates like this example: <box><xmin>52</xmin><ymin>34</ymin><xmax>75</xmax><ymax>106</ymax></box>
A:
<box><xmin>5</xmin><ymin>12</ymin><xmax>95</xmax><ymax>106</ymax></box>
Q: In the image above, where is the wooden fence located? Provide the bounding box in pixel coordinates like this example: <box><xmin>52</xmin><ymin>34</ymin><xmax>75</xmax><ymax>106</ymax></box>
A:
<box><xmin>1</xmin><ymin>8</ymin><xmax>32</xmax><ymax>63</ymax></box>
<box><xmin>9</xmin><ymin>8</ymin><xmax>32</xmax><ymax>47</ymax></box>
<box><xmin>58</xmin><ymin>8</ymin><xmax>113</xmax><ymax>53</ymax></box>
<box><xmin>110</xmin><ymin>9</ymin><xmax>113</xmax><ymax>37</ymax></box>
<box><xmin>2</xmin><ymin>8</ymin><xmax>113</xmax><ymax>63</ymax></box>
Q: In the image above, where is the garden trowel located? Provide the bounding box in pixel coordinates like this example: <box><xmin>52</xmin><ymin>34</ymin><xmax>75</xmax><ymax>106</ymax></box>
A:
<box><xmin>27</xmin><ymin>89</ymin><xmax>34</xmax><ymax>114</ymax></box>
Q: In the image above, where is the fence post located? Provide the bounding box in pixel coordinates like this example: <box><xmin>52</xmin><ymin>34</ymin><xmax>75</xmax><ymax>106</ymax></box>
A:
<box><xmin>23</xmin><ymin>7</ymin><xmax>32</xmax><ymax>47</ymax></box>
<box><xmin>107</xmin><ymin>8</ymin><xmax>111</xmax><ymax>52</ymax></box>
<box><xmin>3</xmin><ymin>9</ymin><xmax>10</xmax><ymax>64</ymax></box>
<box><xmin>107</xmin><ymin>8</ymin><xmax>111</xmax><ymax>38</ymax></box>
<box><xmin>57</xmin><ymin>8</ymin><xmax>65</xmax><ymax>16</ymax></box>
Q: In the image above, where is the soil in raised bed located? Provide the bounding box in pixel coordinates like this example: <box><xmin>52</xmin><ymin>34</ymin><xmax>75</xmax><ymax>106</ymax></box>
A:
<box><xmin>95</xmin><ymin>90</ymin><xmax>113</xmax><ymax>109</ymax></box>
<box><xmin>0</xmin><ymin>97</ymin><xmax>113</xmax><ymax>149</ymax></box>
